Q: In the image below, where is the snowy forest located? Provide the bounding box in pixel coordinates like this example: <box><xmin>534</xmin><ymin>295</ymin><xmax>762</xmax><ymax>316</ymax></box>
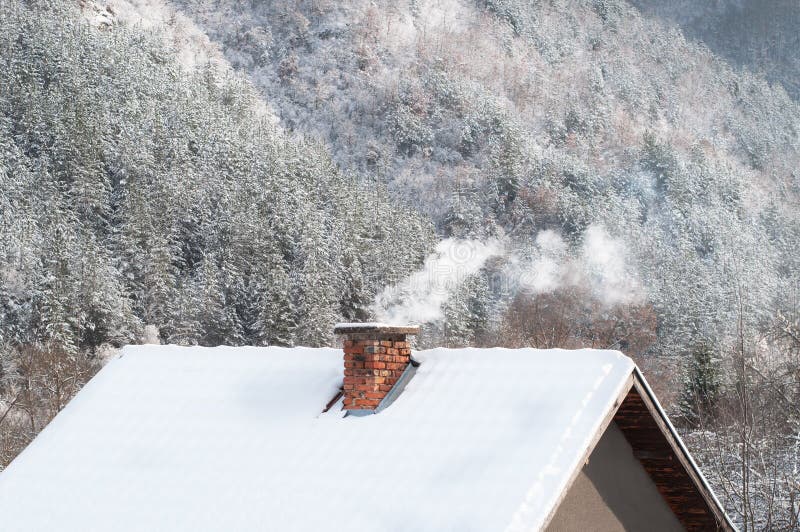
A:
<box><xmin>1</xmin><ymin>0</ymin><xmax>799</xmax><ymax>529</ymax></box>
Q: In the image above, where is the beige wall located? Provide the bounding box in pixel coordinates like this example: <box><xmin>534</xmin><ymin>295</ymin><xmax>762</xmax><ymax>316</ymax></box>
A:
<box><xmin>545</xmin><ymin>422</ymin><xmax>684</xmax><ymax>532</ymax></box>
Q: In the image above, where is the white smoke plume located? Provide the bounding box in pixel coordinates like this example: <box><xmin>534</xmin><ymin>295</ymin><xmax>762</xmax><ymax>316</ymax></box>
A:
<box><xmin>518</xmin><ymin>224</ymin><xmax>642</xmax><ymax>306</ymax></box>
<box><xmin>374</xmin><ymin>224</ymin><xmax>642</xmax><ymax>327</ymax></box>
<box><xmin>373</xmin><ymin>238</ymin><xmax>502</xmax><ymax>325</ymax></box>
<box><xmin>580</xmin><ymin>225</ymin><xmax>642</xmax><ymax>306</ymax></box>
<box><xmin>518</xmin><ymin>230</ymin><xmax>568</xmax><ymax>294</ymax></box>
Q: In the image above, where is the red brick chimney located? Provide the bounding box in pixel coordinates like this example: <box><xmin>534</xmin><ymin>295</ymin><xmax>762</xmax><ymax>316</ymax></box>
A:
<box><xmin>334</xmin><ymin>323</ymin><xmax>420</xmax><ymax>412</ymax></box>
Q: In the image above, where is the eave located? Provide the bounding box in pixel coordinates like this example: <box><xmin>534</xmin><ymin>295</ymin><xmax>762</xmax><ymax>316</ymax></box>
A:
<box><xmin>541</xmin><ymin>367</ymin><xmax>737</xmax><ymax>531</ymax></box>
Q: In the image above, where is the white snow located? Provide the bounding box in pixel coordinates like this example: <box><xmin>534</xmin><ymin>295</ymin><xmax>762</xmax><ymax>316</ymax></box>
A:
<box><xmin>0</xmin><ymin>345</ymin><xmax>635</xmax><ymax>532</ymax></box>
<box><xmin>333</xmin><ymin>321</ymin><xmax>395</xmax><ymax>329</ymax></box>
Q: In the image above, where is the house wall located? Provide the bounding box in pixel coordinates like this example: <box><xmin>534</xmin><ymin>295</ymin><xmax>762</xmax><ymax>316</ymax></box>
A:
<box><xmin>545</xmin><ymin>422</ymin><xmax>684</xmax><ymax>532</ymax></box>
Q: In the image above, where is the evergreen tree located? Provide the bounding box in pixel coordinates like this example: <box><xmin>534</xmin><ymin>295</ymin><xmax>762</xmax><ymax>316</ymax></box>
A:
<box><xmin>255</xmin><ymin>253</ymin><xmax>296</xmax><ymax>347</ymax></box>
<box><xmin>75</xmin><ymin>236</ymin><xmax>138</xmax><ymax>354</ymax></box>
<box><xmin>678</xmin><ymin>341</ymin><xmax>723</xmax><ymax>428</ymax></box>
<box><xmin>295</xmin><ymin>245</ymin><xmax>338</xmax><ymax>347</ymax></box>
<box><xmin>338</xmin><ymin>250</ymin><xmax>371</xmax><ymax>323</ymax></box>
<box><xmin>35</xmin><ymin>217</ymin><xmax>80</xmax><ymax>354</ymax></box>
<box><xmin>442</xmin><ymin>286</ymin><xmax>473</xmax><ymax>348</ymax></box>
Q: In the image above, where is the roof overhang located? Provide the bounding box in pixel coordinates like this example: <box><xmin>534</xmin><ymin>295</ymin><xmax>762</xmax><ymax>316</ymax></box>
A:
<box><xmin>541</xmin><ymin>367</ymin><xmax>737</xmax><ymax>531</ymax></box>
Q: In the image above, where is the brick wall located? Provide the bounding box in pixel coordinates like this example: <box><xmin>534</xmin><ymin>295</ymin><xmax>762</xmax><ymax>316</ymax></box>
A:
<box><xmin>341</xmin><ymin>333</ymin><xmax>413</xmax><ymax>410</ymax></box>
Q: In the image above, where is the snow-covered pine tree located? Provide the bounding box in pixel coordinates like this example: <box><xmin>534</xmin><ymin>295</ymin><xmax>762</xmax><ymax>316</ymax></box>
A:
<box><xmin>678</xmin><ymin>341</ymin><xmax>722</xmax><ymax>428</ymax></box>
<box><xmin>255</xmin><ymin>252</ymin><xmax>296</xmax><ymax>347</ymax></box>
<box><xmin>294</xmin><ymin>214</ymin><xmax>339</xmax><ymax>347</ymax></box>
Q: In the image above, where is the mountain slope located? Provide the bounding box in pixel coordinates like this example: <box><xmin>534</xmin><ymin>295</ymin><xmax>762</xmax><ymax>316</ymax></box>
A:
<box><xmin>0</xmin><ymin>0</ymin><xmax>436</xmax><ymax>466</ymax></box>
<box><xmin>168</xmin><ymin>0</ymin><xmax>800</xmax><ymax>351</ymax></box>
<box><xmin>631</xmin><ymin>0</ymin><xmax>800</xmax><ymax>101</ymax></box>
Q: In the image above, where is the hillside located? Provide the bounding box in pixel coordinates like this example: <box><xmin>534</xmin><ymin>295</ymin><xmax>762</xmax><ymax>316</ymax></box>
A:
<box><xmin>632</xmin><ymin>0</ymin><xmax>800</xmax><ymax>101</ymax></box>
<box><xmin>170</xmin><ymin>0</ymin><xmax>800</xmax><ymax>347</ymax></box>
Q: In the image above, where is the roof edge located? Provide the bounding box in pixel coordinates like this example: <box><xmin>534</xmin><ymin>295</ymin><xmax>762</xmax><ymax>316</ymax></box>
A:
<box><xmin>535</xmin><ymin>370</ymin><xmax>636</xmax><ymax>531</ymax></box>
<box><xmin>538</xmin><ymin>366</ymin><xmax>737</xmax><ymax>532</ymax></box>
<box><xmin>631</xmin><ymin>368</ymin><xmax>737</xmax><ymax>531</ymax></box>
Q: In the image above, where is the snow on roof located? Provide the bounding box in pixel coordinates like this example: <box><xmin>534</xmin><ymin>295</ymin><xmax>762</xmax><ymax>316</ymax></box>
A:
<box><xmin>333</xmin><ymin>321</ymin><xmax>394</xmax><ymax>328</ymax></box>
<box><xmin>332</xmin><ymin>322</ymin><xmax>421</xmax><ymax>334</ymax></box>
<box><xmin>0</xmin><ymin>345</ymin><xmax>634</xmax><ymax>532</ymax></box>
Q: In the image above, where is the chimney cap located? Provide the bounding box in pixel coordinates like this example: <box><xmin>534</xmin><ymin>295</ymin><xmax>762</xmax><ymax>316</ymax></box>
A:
<box><xmin>333</xmin><ymin>322</ymin><xmax>420</xmax><ymax>336</ymax></box>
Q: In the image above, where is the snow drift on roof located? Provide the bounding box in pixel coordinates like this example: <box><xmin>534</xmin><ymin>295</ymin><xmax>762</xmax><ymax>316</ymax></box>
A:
<box><xmin>0</xmin><ymin>345</ymin><xmax>634</xmax><ymax>532</ymax></box>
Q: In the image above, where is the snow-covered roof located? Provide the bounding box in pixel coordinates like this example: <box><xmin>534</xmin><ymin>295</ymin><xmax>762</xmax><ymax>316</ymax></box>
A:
<box><xmin>333</xmin><ymin>322</ymin><xmax>421</xmax><ymax>334</ymax></box>
<box><xmin>0</xmin><ymin>345</ymin><xmax>636</xmax><ymax>532</ymax></box>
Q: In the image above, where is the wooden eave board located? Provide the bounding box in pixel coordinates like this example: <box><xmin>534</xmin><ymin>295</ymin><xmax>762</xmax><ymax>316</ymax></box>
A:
<box><xmin>614</xmin><ymin>372</ymin><xmax>736</xmax><ymax>531</ymax></box>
